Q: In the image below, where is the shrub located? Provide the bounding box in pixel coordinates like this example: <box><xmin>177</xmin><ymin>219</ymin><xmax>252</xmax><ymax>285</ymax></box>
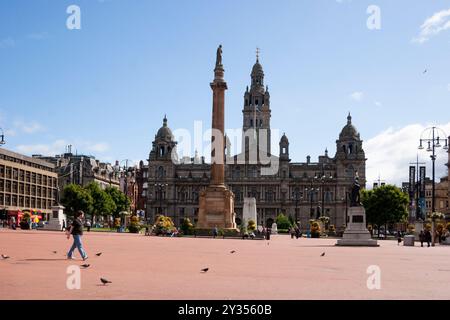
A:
<box><xmin>310</xmin><ymin>220</ymin><xmax>321</xmax><ymax>237</ymax></box>
<box><xmin>240</xmin><ymin>218</ymin><xmax>247</xmax><ymax>234</ymax></box>
<box><xmin>247</xmin><ymin>219</ymin><xmax>256</xmax><ymax>232</ymax></box>
<box><xmin>180</xmin><ymin>218</ymin><xmax>195</xmax><ymax>235</ymax></box>
<box><xmin>276</xmin><ymin>213</ymin><xmax>291</xmax><ymax>230</ymax></box>
<box><xmin>127</xmin><ymin>214</ymin><xmax>141</xmax><ymax>233</ymax></box>
<box><xmin>154</xmin><ymin>215</ymin><xmax>176</xmax><ymax>235</ymax></box>
<box><xmin>447</xmin><ymin>222</ymin><xmax>450</xmax><ymax>231</ymax></box>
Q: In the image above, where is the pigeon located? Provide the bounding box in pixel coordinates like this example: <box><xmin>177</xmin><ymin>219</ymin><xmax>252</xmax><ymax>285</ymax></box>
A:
<box><xmin>1</xmin><ymin>254</ymin><xmax>10</xmax><ymax>259</ymax></box>
<box><xmin>100</xmin><ymin>278</ymin><xmax>112</xmax><ymax>285</ymax></box>
<box><xmin>230</xmin><ymin>250</ymin><xmax>236</xmax><ymax>254</ymax></box>
<box><xmin>320</xmin><ymin>252</ymin><xmax>326</xmax><ymax>257</ymax></box>
<box><xmin>201</xmin><ymin>268</ymin><xmax>209</xmax><ymax>273</ymax></box>
<box><xmin>423</xmin><ymin>69</ymin><xmax>427</xmax><ymax>74</ymax></box>
<box><xmin>81</xmin><ymin>264</ymin><xmax>90</xmax><ymax>268</ymax></box>
<box><xmin>96</xmin><ymin>252</ymin><xmax>102</xmax><ymax>256</ymax></box>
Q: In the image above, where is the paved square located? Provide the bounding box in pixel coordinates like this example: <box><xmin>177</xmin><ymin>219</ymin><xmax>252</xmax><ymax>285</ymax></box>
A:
<box><xmin>1</xmin><ymin>229</ymin><xmax>449</xmax><ymax>300</ymax></box>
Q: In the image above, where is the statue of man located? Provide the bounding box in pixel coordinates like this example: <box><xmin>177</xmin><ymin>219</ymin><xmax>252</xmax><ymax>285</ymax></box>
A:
<box><xmin>350</xmin><ymin>171</ymin><xmax>361</xmax><ymax>207</ymax></box>
<box><xmin>216</xmin><ymin>45</ymin><xmax>222</xmax><ymax>67</ymax></box>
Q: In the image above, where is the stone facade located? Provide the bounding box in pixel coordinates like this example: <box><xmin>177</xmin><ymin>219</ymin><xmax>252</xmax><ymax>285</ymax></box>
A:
<box><xmin>34</xmin><ymin>152</ymin><xmax>120</xmax><ymax>191</ymax></box>
<box><xmin>145</xmin><ymin>58</ymin><xmax>366</xmax><ymax>231</ymax></box>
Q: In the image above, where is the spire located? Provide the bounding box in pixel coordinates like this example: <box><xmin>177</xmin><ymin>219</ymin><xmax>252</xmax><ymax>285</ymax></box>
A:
<box><xmin>256</xmin><ymin>47</ymin><xmax>260</xmax><ymax>63</ymax></box>
<box><xmin>347</xmin><ymin>112</ymin><xmax>352</xmax><ymax>125</ymax></box>
<box><xmin>325</xmin><ymin>148</ymin><xmax>328</xmax><ymax>157</ymax></box>
<box><xmin>163</xmin><ymin>114</ymin><xmax>168</xmax><ymax>127</ymax></box>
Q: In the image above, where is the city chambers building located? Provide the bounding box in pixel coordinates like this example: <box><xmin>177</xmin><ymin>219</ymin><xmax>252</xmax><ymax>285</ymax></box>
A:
<box><xmin>145</xmin><ymin>56</ymin><xmax>366</xmax><ymax>231</ymax></box>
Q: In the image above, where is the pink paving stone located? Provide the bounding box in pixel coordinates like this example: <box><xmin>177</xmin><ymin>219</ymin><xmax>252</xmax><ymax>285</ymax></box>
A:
<box><xmin>0</xmin><ymin>228</ymin><xmax>449</xmax><ymax>300</ymax></box>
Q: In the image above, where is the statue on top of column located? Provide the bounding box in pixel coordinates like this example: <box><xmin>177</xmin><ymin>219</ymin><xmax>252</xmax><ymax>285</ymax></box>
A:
<box><xmin>216</xmin><ymin>45</ymin><xmax>223</xmax><ymax>67</ymax></box>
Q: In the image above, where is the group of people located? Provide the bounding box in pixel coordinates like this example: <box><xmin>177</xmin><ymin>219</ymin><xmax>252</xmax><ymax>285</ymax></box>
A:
<box><xmin>289</xmin><ymin>226</ymin><xmax>302</xmax><ymax>239</ymax></box>
<box><xmin>418</xmin><ymin>230</ymin><xmax>433</xmax><ymax>247</ymax></box>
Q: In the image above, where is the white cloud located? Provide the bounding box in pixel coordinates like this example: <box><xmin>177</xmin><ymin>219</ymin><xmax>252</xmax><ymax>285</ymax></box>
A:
<box><xmin>350</xmin><ymin>91</ymin><xmax>364</xmax><ymax>102</ymax></box>
<box><xmin>86</xmin><ymin>143</ymin><xmax>110</xmax><ymax>153</ymax></box>
<box><xmin>0</xmin><ymin>37</ymin><xmax>15</xmax><ymax>48</ymax></box>
<box><xmin>14</xmin><ymin>139</ymin><xmax>111</xmax><ymax>157</ymax></box>
<box><xmin>13</xmin><ymin>120</ymin><xmax>45</xmax><ymax>134</ymax></box>
<box><xmin>15</xmin><ymin>139</ymin><xmax>67</xmax><ymax>156</ymax></box>
<box><xmin>412</xmin><ymin>8</ymin><xmax>450</xmax><ymax>44</ymax></box>
<box><xmin>365</xmin><ymin>122</ymin><xmax>450</xmax><ymax>187</ymax></box>
<box><xmin>447</xmin><ymin>83</ymin><xmax>450</xmax><ymax>91</ymax></box>
<box><xmin>374</xmin><ymin>101</ymin><xmax>382</xmax><ymax>107</ymax></box>
<box><xmin>27</xmin><ymin>32</ymin><xmax>49</xmax><ymax>40</ymax></box>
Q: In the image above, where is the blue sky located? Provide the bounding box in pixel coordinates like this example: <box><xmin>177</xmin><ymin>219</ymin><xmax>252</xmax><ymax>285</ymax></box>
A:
<box><xmin>1</xmin><ymin>0</ymin><xmax>449</xmax><ymax>185</ymax></box>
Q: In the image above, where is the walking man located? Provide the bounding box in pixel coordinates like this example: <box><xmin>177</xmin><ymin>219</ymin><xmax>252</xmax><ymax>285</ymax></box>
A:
<box><xmin>67</xmin><ymin>210</ymin><xmax>88</xmax><ymax>261</ymax></box>
<box><xmin>419</xmin><ymin>230</ymin><xmax>425</xmax><ymax>247</ymax></box>
<box><xmin>425</xmin><ymin>229</ymin><xmax>432</xmax><ymax>247</ymax></box>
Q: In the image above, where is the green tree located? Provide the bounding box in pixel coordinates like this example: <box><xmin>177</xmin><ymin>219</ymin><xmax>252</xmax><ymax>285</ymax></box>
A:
<box><xmin>105</xmin><ymin>186</ymin><xmax>131</xmax><ymax>217</ymax></box>
<box><xmin>85</xmin><ymin>182</ymin><xmax>116</xmax><ymax>223</ymax></box>
<box><xmin>61</xmin><ymin>184</ymin><xmax>93</xmax><ymax>218</ymax></box>
<box><xmin>361</xmin><ymin>184</ymin><xmax>409</xmax><ymax>235</ymax></box>
<box><xmin>276</xmin><ymin>213</ymin><xmax>291</xmax><ymax>230</ymax></box>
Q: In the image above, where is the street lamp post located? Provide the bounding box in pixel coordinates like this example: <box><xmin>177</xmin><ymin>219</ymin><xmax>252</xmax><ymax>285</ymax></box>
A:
<box><xmin>291</xmin><ymin>189</ymin><xmax>302</xmax><ymax>226</ymax></box>
<box><xmin>0</xmin><ymin>128</ymin><xmax>5</xmax><ymax>146</ymax></box>
<box><xmin>318</xmin><ymin>174</ymin><xmax>333</xmax><ymax>219</ymax></box>
<box><xmin>155</xmin><ymin>183</ymin><xmax>168</xmax><ymax>216</ymax></box>
<box><xmin>305</xmin><ymin>178</ymin><xmax>319</xmax><ymax>219</ymax></box>
<box><xmin>418</xmin><ymin>127</ymin><xmax>448</xmax><ymax>246</ymax></box>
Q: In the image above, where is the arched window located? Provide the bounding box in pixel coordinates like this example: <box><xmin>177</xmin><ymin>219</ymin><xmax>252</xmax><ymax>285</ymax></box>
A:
<box><xmin>250</xmin><ymin>119</ymin><xmax>253</xmax><ymax>127</ymax></box>
<box><xmin>160</xmin><ymin>146</ymin><xmax>165</xmax><ymax>156</ymax></box>
<box><xmin>157</xmin><ymin>166</ymin><xmax>165</xmax><ymax>179</ymax></box>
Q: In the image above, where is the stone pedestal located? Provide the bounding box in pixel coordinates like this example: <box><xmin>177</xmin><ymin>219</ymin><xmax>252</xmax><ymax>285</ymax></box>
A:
<box><xmin>197</xmin><ymin>185</ymin><xmax>236</xmax><ymax>230</ymax></box>
<box><xmin>336</xmin><ymin>207</ymin><xmax>378</xmax><ymax>246</ymax></box>
<box><xmin>403</xmin><ymin>235</ymin><xmax>415</xmax><ymax>246</ymax></box>
<box><xmin>414</xmin><ymin>221</ymin><xmax>424</xmax><ymax>241</ymax></box>
<box><xmin>243</xmin><ymin>197</ymin><xmax>257</xmax><ymax>226</ymax></box>
<box><xmin>271</xmin><ymin>223</ymin><xmax>278</xmax><ymax>234</ymax></box>
<box><xmin>43</xmin><ymin>205</ymin><xmax>66</xmax><ymax>231</ymax></box>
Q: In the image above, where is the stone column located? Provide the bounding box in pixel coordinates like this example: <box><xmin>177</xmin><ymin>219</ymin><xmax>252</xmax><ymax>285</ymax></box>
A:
<box><xmin>210</xmin><ymin>63</ymin><xmax>227</xmax><ymax>186</ymax></box>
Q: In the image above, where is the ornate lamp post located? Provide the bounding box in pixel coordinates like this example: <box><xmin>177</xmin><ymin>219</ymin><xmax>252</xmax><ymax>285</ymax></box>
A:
<box><xmin>305</xmin><ymin>177</ymin><xmax>319</xmax><ymax>219</ymax></box>
<box><xmin>0</xmin><ymin>128</ymin><xmax>5</xmax><ymax>146</ymax></box>
<box><xmin>418</xmin><ymin>127</ymin><xmax>448</xmax><ymax>214</ymax></box>
<box><xmin>318</xmin><ymin>173</ymin><xmax>333</xmax><ymax>219</ymax></box>
<box><xmin>291</xmin><ymin>189</ymin><xmax>302</xmax><ymax>226</ymax></box>
<box><xmin>155</xmin><ymin>183</ymin><xmax>168</xmax><ymax>216</ymax></box>
<box><xmin>418</xmin><ymin>127</ymin><xmax>448</xmax><ymax>246</ymax></box>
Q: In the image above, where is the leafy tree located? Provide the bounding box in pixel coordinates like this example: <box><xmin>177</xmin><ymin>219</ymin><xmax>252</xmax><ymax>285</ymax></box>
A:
<box><xmin>85</xmin><ymin>182</ymin><xmax>116</xmax><ymax>223</ymax></box>
<box><xmin>105</xmin><ymin>186</ymin><xmax>131</xmax><ymax>217</ymax></box>
<box><xmin>276</xmin><ymin>213</ymin><xmax>291</xmax><ymax>230</ymax></box>
<box><xmin>61</xmin><ymin>184</ymin><xmax>93</xmax><ymax>218</ymax></box>
<box><xmin>361</xmin><ymin>184</ymin><xmax>409</xmax><ymax>234</ymax></box>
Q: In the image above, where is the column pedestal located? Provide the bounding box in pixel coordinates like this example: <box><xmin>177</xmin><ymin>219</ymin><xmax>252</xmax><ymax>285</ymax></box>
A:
<box><xmin>336</xmin><ymin>207</ymin><xmax>379</xmax><ymax>246</ymax></box>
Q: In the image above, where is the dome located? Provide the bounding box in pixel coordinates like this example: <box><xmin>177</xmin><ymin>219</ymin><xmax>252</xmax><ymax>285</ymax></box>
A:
<box><xmin>251</xmin><ymin>60</ymin><xmax>264</xmax><ymax>77</ymax></box>
<box><xmin>339</xmin><ymin>113</ymin><xmax>360</xmax><ymax>140</ymax></box>
<box><xmin>280</xmin><ymin>133</ymin><xmax>289</xmax><ymax>144</ymax></box>
<box><xmin>156</xmin><ymin>115</ymin><xmax>174</xmax><ymax>141</ymax></box>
